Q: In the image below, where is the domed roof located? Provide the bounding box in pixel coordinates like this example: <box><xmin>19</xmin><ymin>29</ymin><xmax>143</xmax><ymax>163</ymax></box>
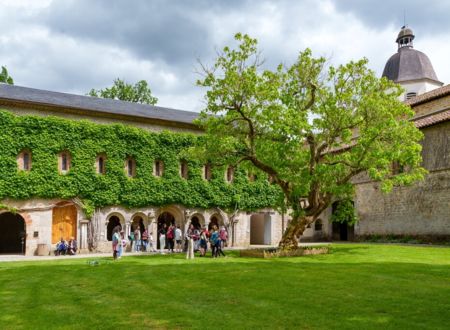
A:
<box><xmin>382</xmin><ymin>47</ymin><xmax>440</xmax><ymax>83</ymax></box>
<box><xmin>396</xmin><ymin>26</ymin><xmax>414</xmax><ymax>43</ymax></box>
<box><xmin>382</xmin><ymin>26</ymin><xmax>441</xmax><ymax>84</ymax></box>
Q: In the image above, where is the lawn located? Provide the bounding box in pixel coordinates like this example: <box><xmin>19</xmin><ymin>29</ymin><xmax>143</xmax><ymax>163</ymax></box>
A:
<box><xmin>0</xmin><ymin>244</ymin><xmax>449</xmax><ymax>329</ymax></box>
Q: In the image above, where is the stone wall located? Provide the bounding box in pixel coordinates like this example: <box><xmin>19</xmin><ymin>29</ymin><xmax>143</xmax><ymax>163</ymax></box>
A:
<box><xmin>353</xmin><ymin>121</ymin><xmax>449</xmax><ymax>237</ymax></box>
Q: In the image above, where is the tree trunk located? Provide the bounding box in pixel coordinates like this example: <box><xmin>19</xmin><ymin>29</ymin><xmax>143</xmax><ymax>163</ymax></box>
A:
<box><xmin>278</xmin><ymin>215</ymin><xmax>311</xmax><ymax>250</ymax></box>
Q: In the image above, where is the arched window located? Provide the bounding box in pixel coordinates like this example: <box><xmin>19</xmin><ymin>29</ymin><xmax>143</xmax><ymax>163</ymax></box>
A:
<box><xmin>180</xmin><ymin>161</ymin><xmax>188</xmax><ymax>179</ymax></box>
<box><xmin>125</xmin><ymin>157</ymin><xmax>136</xmax><ymax>177</ymax></box>
<box><xmin>17</xmin><ymin>150</ymin><xmax>32</xmax><ymax>171</ymax></box>
<box><xmin>154</xmin><ymin>160</ymin><xmax>164</xmax><ymax>177</ymax></box>
<box><xmin>58</xmin><ymin>151</ymin><xmax>71</xmax><ymax>174</ymax></box>
<box><xmin>203</xmin><ymin>163</ymin><xmax>212</xmax><ymax>181</ymax></box>
<box><xmin>96</xmin><ymin>154</ymin><xmax>106</xmax><ymax>175</ymax></box>
<box><xmin>226</xmin><ymin>166</ymin><xmax>234</xmax><ymax>183</ymax></box>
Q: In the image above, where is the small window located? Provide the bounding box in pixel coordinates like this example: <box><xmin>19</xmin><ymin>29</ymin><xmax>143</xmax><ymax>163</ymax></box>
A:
<box><xmin>406</xmin><ymin>92</ymin><xmax>417</xmax><ymax>100</ymax></box>
<box><xmin>180</xmin><ymin>161</ymin><xmax>188</xmax><ymax>179</ymax></box>
<box><xmin>314</xmin><ymin>219</ymin><xmax>323</xmax><ymax>231</ymax></box>
<box><xmin>154</xmin><ymin>160</ymin><xmax>164</xmax><ymax>177</ymax></box>
<box><xmin>58</xmin><ymin>151</ymin><xmax>71</xmax><ymax>174</ymax></box>
<box><xmin>203</xmin><ymin>163</ymin><xmax>212</xmax><ymax>181</ymax></box>
<box><xmin>226</xmin><ymin>166</ymin><xmax>234</xmax><ymax>183</ymax></box>
<box><xmin>248</xmin><ymin>172</ymin><xmax>257</xmax><ymax>182</ymax></box>
<box><xmin>17</xmin><ymin>150</ymin><xmax>32</xmax><ymax>171</ymax></box>
<box><xmin>125</xmin><ymin>157</ymin><xmax>136</xmax><ymax>177</ymax></box>
<box><xmin>268</xmin><ymin>175</ymin><xmax>275</xmax><ymax>184</ymax></box>
<box><xmin>96</xmin><ymin>154</ymin><xmax>106</xmax><ymax>174</ymax></box>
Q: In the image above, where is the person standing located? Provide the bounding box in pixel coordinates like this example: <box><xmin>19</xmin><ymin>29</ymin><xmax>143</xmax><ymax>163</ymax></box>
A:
<box><xmin>219</xmin><ymin>226</ymin><xmax>228</xmax><ymax>249</ymax></box>
<box><xmin>159</xmin><ymin>224</ymin><xmax>167</xmax><ymax>254</ymax></box>
<box><xmin>174</xmin><ymin>225</ymin><xmax>182</xmax><ymax>252</ymax></box>
<box><xmin>210</xmin><ymin>226</ymin><xmax>220</xmax><ymax>258</ymax></box>
<box><xmin>141</xmin><ymin>229</ymin><xmax>149</xmax><ymax>252</ymax></box>
<box><xmin>112</xmin><ymin>227</ymin><xmax>121</xmax><ymax>260</ymax></box>
<box><xmin>166</xmin><ymin>224</ymin><xmax>175</xmax><ymax>253</ymax></box>
<box><xmin>134</xmin><ymin>227</ymin><xmax>141</xmax><ymax>252</ymax></box>
<box><xmin>186</xmin><ymin>224</ymin><xmax>195</xmax><ymax>259</ymax></box>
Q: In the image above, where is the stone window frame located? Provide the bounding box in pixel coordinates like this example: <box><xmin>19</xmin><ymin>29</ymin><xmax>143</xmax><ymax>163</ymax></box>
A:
<box><xmin>58</xmin><ymin>150</ymin><xmax>72</xmax><ymax>174</ymax></box>
<box><xmin>153</xmin><ymin>160</ymin><xmax>164</xmax><ymax>177</ymax></box>
<box><xmin>180</xmin><ymin>161</ymin><xmax>188</xmax><ymax>179</ymax></box>
<box><xmin>17</xmin><ymin>149</ymin><xmax>32</xmax><ymax>171</ymax></box>
<box><xmin>96</xmin><ymin>153</ymin><xmax>107</xmax><ymax>175</ymax></box>
<box><xmin>125</xmin><ymin>157</ymin><xmax>136</xmax><ymax>178</ymax></box>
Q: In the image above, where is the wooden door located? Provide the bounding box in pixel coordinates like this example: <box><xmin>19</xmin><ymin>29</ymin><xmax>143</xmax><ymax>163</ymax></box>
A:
<box><xmin>52</xmin><ymin>203</ymin><xmax>77</xmax><ymax>243</ymax></box>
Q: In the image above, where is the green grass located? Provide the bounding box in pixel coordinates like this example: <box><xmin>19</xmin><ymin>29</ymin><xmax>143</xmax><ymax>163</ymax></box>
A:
<box><xmin>1</xmin><ymin>244</ymin><xmax>449</xmax><ymax>329</ymax></box>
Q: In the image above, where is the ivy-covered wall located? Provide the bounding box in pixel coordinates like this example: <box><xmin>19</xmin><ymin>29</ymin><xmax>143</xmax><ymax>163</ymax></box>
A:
<box><xmin>0</xmin><ymin>110</ymin><xmax>282</xmax><ymax>216</ymax></box>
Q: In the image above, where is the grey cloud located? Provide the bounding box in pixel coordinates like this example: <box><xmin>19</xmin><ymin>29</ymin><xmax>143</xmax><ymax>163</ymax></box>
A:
<box><xmin>39</xmin><ymin>0</ymin><xmax>250</xmax><ymax>66</ymax></box>
<box><xmin>333</xmin><ymin>0</ymin><xmax>450</xmax><ymax>36</ymax></box>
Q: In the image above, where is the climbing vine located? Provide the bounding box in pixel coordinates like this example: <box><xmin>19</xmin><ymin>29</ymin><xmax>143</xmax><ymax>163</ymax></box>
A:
<box><xmin>0</xmin><ymin>110</ymin><xmax>282</xmax><ymax>217</ymax></box>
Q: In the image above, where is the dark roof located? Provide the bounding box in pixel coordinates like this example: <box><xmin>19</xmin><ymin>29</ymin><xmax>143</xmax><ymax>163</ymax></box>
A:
<box><xmin>406</xmin><ymin>84</ymin><xmax>450</xmax><ymax>106</ymax></box>
<box><xmin>382</xmin><ymin>47</ymin><xmax>442</xmax><ymax>84</ymax></box>
<box><xmin>0</xmin><ymin>84</ymin><xmax>199</xmax><ymax>127</ymax></box>
<box><xmin>413</xmin><ymin>109</ymin><xmax>450</xmax><ymax>128</ymax></box>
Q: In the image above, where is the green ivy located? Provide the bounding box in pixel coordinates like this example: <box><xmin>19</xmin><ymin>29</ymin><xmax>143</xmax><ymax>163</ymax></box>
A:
<box><xmin>0</xmin><ymin>110</ymin><xmax>282</xmax><ymax>217</ymax></box>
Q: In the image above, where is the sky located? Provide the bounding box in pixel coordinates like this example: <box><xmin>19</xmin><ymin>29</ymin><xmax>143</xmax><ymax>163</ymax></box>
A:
<box><xmin>0</xmin><ymin>0</ymin><xmax>449</xmax><ymax>112</ymax></box>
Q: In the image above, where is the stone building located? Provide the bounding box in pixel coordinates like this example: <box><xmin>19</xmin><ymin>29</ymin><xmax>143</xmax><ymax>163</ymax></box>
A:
<box><xmin>0</xmin><ymin>84</ymin><xmax>285</xmax><ymax>255</ymax></box>
<box><xmin>0</xmin><ymin>26</ymin><xmax>448</xmax><ymax>255</ymax></box>
<box><xmin>319</xmin><ymin>27</ymin><xmax>449</xmax><ymax>241</ymax></box>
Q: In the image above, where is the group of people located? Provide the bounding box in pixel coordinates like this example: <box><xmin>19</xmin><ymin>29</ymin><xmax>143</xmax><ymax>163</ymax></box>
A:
<box><xmin>55</xmin><ymin>237</ymin><xmax>77</xmax><ymax>256</ymax></box>
<box><xmin>111</xmin><ymin>222</ymin><xmax>229</xmax><ymax>259</ymax></box>
<box><xmin>186</xmin><ymin>224</ymin><xmax>228</xmax><ymax>258</ymax></box>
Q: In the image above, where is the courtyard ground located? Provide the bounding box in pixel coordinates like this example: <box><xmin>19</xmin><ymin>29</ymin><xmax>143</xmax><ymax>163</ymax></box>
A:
<box><xmin>0</xmin><ymin>243</ymin><xmax>449</xmax><ymax>329</ymax></box>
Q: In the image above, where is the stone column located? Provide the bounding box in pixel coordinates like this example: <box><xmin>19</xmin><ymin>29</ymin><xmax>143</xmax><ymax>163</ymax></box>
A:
<box><xmin>79</xmin><ymin>219</ymin><xmax>90</xmax><ymax>252</ymax></box>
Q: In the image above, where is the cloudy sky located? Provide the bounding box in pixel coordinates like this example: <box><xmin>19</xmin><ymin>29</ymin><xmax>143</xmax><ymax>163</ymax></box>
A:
<box><xmin>1</xmin><ymin>0</ymin><xmax>449</xmax><ymax>111</ymax></box>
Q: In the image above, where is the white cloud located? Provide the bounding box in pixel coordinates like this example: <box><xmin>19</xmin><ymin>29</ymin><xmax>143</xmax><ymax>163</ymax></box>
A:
<box><xmin>0</xmin><ymin>0</ymin><xmax>448</xmax><ymax>112</ymax></box>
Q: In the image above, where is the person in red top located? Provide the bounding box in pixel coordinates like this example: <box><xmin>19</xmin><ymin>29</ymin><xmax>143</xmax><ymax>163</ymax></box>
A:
<box><xmin>219</xmin><ymin>226</ymin><xmax>228</xmax><ymax>249</ymax></box>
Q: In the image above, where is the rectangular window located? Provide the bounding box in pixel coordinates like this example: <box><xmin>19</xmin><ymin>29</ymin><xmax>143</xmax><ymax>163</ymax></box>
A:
<box><xmin>23</xmin><ymin>153</ymin><xmax>30</xmax><ymax>171</ymax></box>
<box><xmin>61</xmin><ymin>154</ymin><xmax>68</xmax><ymax>172</ymax></box>
<box><xmin>180</xmin><ymin>161</ymin><xmax>188</xmax><ymax>179</ymax></box>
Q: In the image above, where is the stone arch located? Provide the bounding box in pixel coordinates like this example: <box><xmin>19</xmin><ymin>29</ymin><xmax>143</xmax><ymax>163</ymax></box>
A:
<box><xmin>208</xmin><ymin>212</ymin><xmax>225</xmax><ymax>231</ymax></box>
<box><xmin>106</xmin><ymin>212</ymin><xmax>125</xmax><ymax>241</ymax></box>
<box><xmin>131</xmin><ymin>212</ymin><xmax>147</xmax><ymax>235</ymax></box>
<box><xmin>155</xmin><ymin>206</ymin><xmax>184</xmax><ymax>227</ymax></box>
<box><xmin>189</xmin><ymin>213</ymin><xmax>205</xmax><ymax>230</ymax></box>
<box><xmin>52</xmin><ymin>201</ymin><xmax>77</xmax><ymax>244</ymax></box>
<box><xmin>0</xmin><ymin>211</ymin><xmax>27</xmax><ymax>254</ymax></box>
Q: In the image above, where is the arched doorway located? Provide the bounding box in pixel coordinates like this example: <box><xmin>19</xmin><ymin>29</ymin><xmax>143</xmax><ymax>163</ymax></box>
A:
<box><xmin>157</xmin><ymin>212</ymin><xmax>175</xmax><ymax>249</ymax></box>
<box><xmin>52</xmin><ymin>202</ymin><xmax>77</xmax><ymax>244</ymax></box>
<box><xmin>107</xmin><ymin>216</ymin><xmax>122</xmax><ymax>241</ymax></box>
<box><xmin>191</xmin><ymin>216</ymin><xmax>202</xmax><ymax>230</ymax></box>
<box><xmin>131</xmin><ymin>215</ymin><xmax>145</xmax><ymax>235</ymax></box>
<box><xmin>208</xmin><ymin>214</ymin><xmax>223</xmax><ymax>231</ymax></box>
<box><xmin>0</xmin><ymin>212</ymin><xmax>26</xmax><ymax>254</ymax></box>
<box><xmin>250</xmin><ymin>213</ymin><xmax>271</xmax><ymax>245</ymax></box>
<box><xmin>331</xmin><ymin>201</ymin><xmax>355</xmax><ymax>241</ymax></box>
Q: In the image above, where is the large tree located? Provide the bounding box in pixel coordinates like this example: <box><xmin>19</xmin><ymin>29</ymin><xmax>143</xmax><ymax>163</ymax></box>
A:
<box><xmin>0</xmin><ymin>66</ymin><xmax>14</xmax><ymax>84</ymax></box>
<box><xmin>196</xmin><ymin>34</ymin><xmax>426</xmax><ymax>250</ymax></box>
<box><xmin>88</xmin><ymin>78</ymin><xmax>158</xmax><ymax>105</ymax></box>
